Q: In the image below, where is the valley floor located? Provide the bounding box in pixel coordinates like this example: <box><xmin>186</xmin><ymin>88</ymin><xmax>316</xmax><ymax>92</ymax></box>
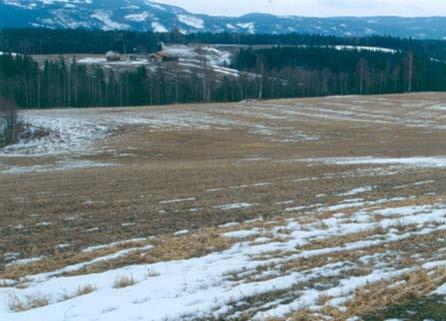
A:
<box><xmin>1</xmin><ymin>93</ymin><xmax>446</xmax><ymax>320</ymax></box>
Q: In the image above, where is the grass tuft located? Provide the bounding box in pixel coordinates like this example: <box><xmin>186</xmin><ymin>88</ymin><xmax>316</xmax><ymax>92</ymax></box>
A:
<box><xmin>112</xmin><ymin>275</ymin><xmax>137</xmax><ymax>288</ymax></box>
<box><xmin>62</xmin><ymin>284</ymin><xmax>97</xmax><ymax>301</ymax></box>
<box><xmin>8</xmin><ymin>293</ymin><xmax>50</xmax><ymax>312</ymax></box>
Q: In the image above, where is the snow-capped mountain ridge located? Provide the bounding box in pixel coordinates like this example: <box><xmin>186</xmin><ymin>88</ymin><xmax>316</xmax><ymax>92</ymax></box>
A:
<box><xmin>2</xmin><ymin>0</ymin><xmax>446</xmax><ymax>38</ymax></box>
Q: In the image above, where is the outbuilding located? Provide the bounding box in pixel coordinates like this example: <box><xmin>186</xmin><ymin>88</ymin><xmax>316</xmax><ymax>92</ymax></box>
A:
<box><xmin>106</xmin><ymin>51</ymin><xmax>121</xmax><ymax>62</ymax></box>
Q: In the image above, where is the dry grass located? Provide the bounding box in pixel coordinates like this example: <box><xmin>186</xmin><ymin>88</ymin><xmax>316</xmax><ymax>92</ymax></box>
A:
<box><xmin>7</xmin><ymin>284</ymin><xmax>97</xmax><ymax>312</ymax></box>
<box><xmin>144</xmin><ymin>230</ymin><xmax>233</xmax><ymax>263</ymax></box>
<box><xmin>2</xmin><ymin>94</ymin><xmax>445</xmax><ymax>269</ymax></box>
<box><xmin>8</xmin><ymin>293</ymin><xmax>50</xmax><ymax>312</ymax></box>
<box><xmin>61</xmin><ymin>229</ymin><xmax>235</xmax><ymax>277</ymax></box>
<box><xmin>344</xmin><ymin>268</ymin><xmax>446</xmax><ymax>320</ymax></box>
<box><xmin>75</xmin><ymin>284</ymin><xmax>97</xmax><ymax>296</ymax></box>
<box><xmin>299</xmin><ymin>226</ymin><xmax>387</xmax><ymax>251</ymax></box>
<box><xmin>0</xmin><ymin>240</ymin><xmax>150</xmax><ymax>281</ymax></box>
<box><xmin>287</xmin><ymin>310</ymin><xmax>322</xmax><ymax>321</ymax></box>
<box><xmin>286</xmin><ymin>268</ymin><xmax>446</xmax><ymax>321</ymax></box>
<box><xmin>63</xmin><ymin>284</ymin><xmax>97</xmax><ymax>300</ymax></box>
<box><xmin>4</xmin><ymin>206</ymin><xmax>444</xmax><ymax>284</ymax></box>
<box><xmin>1</xmin><ymin>224</ymin><xmax>257</xmax><ymax>281</ymax></box>
<box><xmin>112</xmin><ymin>275</ymin><xmax>137</xmax><ymax>289</ymax></box>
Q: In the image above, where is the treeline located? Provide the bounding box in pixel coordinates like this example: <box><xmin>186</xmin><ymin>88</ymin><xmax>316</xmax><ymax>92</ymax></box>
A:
<box><xmin>0</xmin><ymin>54</ymin><xmax>258</xmax><ymax>108</ymax></box>
<box><xmin>187</xmin><ymin>33</ymin><xmax>446</xmax><ymax>61</ymax></box>
<box><xmin>0</xmin><ymin>28</ymin><xmax>164</xmax><ymax>54</ymax></box>
<box><xmin>3</xmin><ymin>28</ymin><xmax>446</xmax><ymax>60</ymax></box>
<box><xmin>2</xmin><ymin>45</ymin><xmax>446</xmax><ymax>109</ymax></box>
<box><xmin>232</xmin><ymin>46</ymin><xmax>446</xmax><ymax>97</ymax></box>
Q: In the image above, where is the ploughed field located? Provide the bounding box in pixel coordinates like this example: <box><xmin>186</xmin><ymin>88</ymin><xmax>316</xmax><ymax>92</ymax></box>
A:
<box><xmin>1</xmin><ymin>93</ymin><xmax>446</xmax><ymax>321</ymax></box>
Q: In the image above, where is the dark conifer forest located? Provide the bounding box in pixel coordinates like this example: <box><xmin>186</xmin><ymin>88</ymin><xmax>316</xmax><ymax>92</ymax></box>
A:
<box><xmin>1</xmin><ymin>28</ymin><xmax>446</xmax><ymax>109</ymax></box>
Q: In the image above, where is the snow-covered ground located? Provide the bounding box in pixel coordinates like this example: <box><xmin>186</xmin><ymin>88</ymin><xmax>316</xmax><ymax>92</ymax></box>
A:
<box><xmin>1</xmin><ymin>189</ymin><xmax>446</xmax><ymax>320</ymax></box>
<box><xmin>0</xmin><ymin>110</ymin><xmax>111</xmax><ymax>156</ymax></box>
<box><xmin>151</xmin><ymin>21</ymin><xmax>167</xmax><ymax>33</ymax></box>
<box><xmin>77</xmin><ymin>57</ymin><xmax>149</xmax><ymax>66</ymax></box>
<box><xmin>300</xmin><ymin>156</ymin><xmax>446</xmax><ymax>168</ymax></box>
<box><xmin>2</xmin><ymin>93</ymin><xmax>446</xmax><ymax>168</ymax></box>
<box><xmin>161</xmin><ymin>44</ymin><xmax>239</xmax><ymax>77</ymax></box>
<box><xmin>177</xmin><ymin>14</ymin><xmax>204</xmax><ymax>30</ymax></box>
<box><xmin>298</xmin><ymin>45</ymin><xmax>399</xmax><ymax>54</ymax></box>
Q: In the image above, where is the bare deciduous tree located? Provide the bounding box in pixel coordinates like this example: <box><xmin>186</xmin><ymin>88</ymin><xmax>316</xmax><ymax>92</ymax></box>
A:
<box><xmin>407</xmin><ymin>50</ymin><xmax>414</xmax><ymax>92</ymax></box>
<box><xmin>0</xmin><ymin>97</ymin><xmax>18</xmax><ymax>147</ymax></box>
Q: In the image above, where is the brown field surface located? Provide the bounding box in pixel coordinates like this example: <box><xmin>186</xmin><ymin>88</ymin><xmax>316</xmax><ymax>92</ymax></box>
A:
<box><xmin>1</xmin><ymin>93</ymin><xmax>446</xmax><ymax>321</ymax></box>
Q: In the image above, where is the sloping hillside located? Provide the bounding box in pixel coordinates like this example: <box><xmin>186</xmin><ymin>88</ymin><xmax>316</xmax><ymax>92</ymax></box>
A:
<box><xmin>2</xmin><ymin>0</ymin><xmax>446</xmax><ymax>38</ymax></box>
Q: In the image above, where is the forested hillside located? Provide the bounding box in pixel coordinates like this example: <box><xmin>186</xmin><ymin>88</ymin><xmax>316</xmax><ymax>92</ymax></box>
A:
<box><xmin>2</xmin><ymin>0</ymin><xmax>446</xmax><ymax>39</ymax></box>
<box><xmin>0</xmin><ymin>29</ymin><xmax>167</xmax><ymax>54</ymax></box>
<box><xmin>3</xmin><ymin>28</ymin><xmax>446</xmax><ymax>60</ymax></box>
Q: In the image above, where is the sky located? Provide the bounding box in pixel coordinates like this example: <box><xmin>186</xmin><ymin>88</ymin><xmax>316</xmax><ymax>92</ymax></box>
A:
<box><xmin>155</xmin><ymin>0</ymin><xmax>446</xmax><ymax>17</ymax></box>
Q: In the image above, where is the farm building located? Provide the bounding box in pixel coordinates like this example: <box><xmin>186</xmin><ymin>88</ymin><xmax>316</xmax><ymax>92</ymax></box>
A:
<box><xmin>148</xmin><ymin>51</ymin><xmax>179</xmax><ymax>63</ymax></box>
<box><xmin>106</xmin><ymin>51</ymin><xmax>121</xmax><ymax>62</ymax></box>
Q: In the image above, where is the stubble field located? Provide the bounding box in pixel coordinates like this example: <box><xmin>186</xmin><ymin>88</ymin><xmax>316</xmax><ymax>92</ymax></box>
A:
<box><xmin>1</xmin><ymin>93</ymin><xmax>446</xmax><ymax>321</ymax></box>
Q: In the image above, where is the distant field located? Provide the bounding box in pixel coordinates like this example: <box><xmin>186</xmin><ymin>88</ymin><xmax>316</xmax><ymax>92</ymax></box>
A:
<box><xmin>31</xmin><ymin>44</ymin><xmax>240</xmax><ymax>76</ymax></box>
<box><xmin>1</xmin><ymin>93</ymin><xmax>446</xmax><ymax>320</ymax></box>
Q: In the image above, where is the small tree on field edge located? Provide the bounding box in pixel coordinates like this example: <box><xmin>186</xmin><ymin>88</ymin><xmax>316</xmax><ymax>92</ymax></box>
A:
<box><xmin>0</xmin><ymin>97</ymin><xmax>18</xmax><ymax>147</ymax></box>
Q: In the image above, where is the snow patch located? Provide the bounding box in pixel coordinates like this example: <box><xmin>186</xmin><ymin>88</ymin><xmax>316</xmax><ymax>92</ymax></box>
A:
<box><xmin>177</xmin><ymin>14</ymin><xmax>204</xmax><ymax>29</ymax></box>
<box><xmin>151</xmin><ymin>21</ymin><xmax>167</xmax><ymax>32</ymax></box>
<box><xmin>214</xmin><ymin>203</ymin><xmax>254</xmax><ymax>210</ymax></box>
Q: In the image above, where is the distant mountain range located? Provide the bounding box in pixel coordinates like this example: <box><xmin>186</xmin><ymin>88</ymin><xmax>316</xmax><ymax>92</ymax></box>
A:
<box><xmin>2</xmin><ymin>0</ymin><xmax>446</xmax><ymax>39</ymax></box>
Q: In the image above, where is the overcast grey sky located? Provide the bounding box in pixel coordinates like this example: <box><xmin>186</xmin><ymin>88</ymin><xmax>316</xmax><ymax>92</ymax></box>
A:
<box><xmin>155</xmin><ymin>0</ymin><xmax>446</xmax><ymax>17</ymax></box>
